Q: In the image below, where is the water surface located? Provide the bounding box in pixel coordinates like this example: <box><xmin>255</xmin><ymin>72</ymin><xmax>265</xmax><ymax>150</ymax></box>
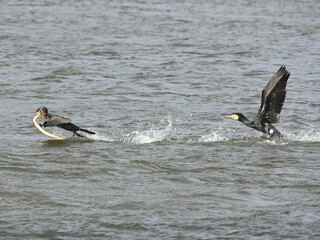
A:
<box><xmin>1</xmin><ymin>0</ymin><xmax>320</xmax><ymax>239</ymax></box>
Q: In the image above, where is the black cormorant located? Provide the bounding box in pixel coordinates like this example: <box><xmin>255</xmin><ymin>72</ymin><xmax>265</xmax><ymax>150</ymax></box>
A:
<box><xmin>35</xmin><ymin>107</ymin><xmax>95</xmax><ymax>137</ymax></box>
<box><xmin>227</xmin><ymin>66</ymin><xmax>290</xmax><ymax>137</ymax></box>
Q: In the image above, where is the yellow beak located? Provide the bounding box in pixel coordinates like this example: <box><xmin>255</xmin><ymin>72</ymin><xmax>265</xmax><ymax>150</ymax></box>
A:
<box><xmin>226</xmin><ymin>114</ymin><xmax>239</xmax><ymax>120</ymax></box>
<box><xmin>35</xmin><ymin>111</ymin><xmax>41</xmax><ymax>117</ymax></box>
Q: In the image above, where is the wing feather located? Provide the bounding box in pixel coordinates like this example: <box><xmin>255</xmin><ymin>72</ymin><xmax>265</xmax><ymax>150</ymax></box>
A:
<box><xmin>257</xmin><ymin>66</ymin><xmax>290</xmax><ymax>123</ymax></box>
<box><xmin>46</xmin><ymin>114</ymin><xmax>71</xmax><ymax>127</ymax></box>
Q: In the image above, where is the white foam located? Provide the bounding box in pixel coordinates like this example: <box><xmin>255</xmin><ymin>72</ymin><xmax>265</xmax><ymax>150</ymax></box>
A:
<box><xmin>84</xmin><ymin>133</ymin><xmax>114</xmax><ymax>142</ymax></box>
<box><xmin>127</xmin><ymin>117</ymin><xmax>173</xmax><ymax>144</ymax></box>
<box><xmin>130</xmin><ymin>130</ymin><xmax>167</xmax><ymax>144</ymax></box>
<box><xmin>284</xmin><ymin>129</ymin><xmax>320</xmax><ymax>142</ymax></box>
<box><xmin>199</xmin><ymin>130</ymin><xmax>227</xmax><ymax>143</ymax></box>
<box><xmin>79</xmin><ymin>128</ymin><xmax>114</xmax><ymax>142</ymax></box>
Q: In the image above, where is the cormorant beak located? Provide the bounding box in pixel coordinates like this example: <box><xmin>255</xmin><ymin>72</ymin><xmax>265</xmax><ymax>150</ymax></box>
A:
<box><xmin>226</xmin><ymin>114</ymin><xmax>239</xmax><ymax>120</ymax></box>
<box><xmin>35</xmin><ymin>111</ymin><xmax>41</xmax><ymax>117</ymax></box>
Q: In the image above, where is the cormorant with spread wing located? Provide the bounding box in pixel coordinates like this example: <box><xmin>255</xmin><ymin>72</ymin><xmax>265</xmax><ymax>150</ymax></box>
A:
<box><xmin>227</xmin><ymin>66</ymin><xmax>290</xmax><ymax>137</ymax></box>
<box><xmin>35</xmin><ymin>107</ymin><xmax>95</xmax><ymax>137</ymax></box>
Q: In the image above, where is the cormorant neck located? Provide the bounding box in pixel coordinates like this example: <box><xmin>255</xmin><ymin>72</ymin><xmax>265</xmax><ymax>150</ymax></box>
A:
<box><xmin>237</xmin><ymin>113</ymin><xmax>251</xmax><ymax>127</ymax></box>
<box><xmin>40</xmin><ymin>113</ymin><xmax>50</xmax><ymax>121</ymax></box>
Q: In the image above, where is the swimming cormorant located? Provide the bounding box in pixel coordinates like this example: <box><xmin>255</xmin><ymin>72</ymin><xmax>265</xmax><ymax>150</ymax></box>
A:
<box><xmin>35</xmin><ymin>107</ymin><xmax>95</xmax><ymax>137</ymax></box>
<box><xmin>227</xmin><ymin>66</ymin><xmax>290</xmax><ymax>137</ymax></box>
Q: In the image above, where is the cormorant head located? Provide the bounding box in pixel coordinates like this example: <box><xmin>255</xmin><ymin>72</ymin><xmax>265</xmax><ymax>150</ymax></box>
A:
<box><xmin>35</xmin><ymin>107</ymin><xmax>48</xmax><ymax>117</ymax></box>
<box><xmin>226</xmin><ymin>113</ymin><xmax>246</xmax><ymax>121</ymax></box>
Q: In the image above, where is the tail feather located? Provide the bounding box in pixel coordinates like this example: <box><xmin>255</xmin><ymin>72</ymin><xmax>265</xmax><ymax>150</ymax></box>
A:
<box><xmin>79</xmin><ymin>128</ymin><xmax>96</xmax><ymax>134</ymax></box>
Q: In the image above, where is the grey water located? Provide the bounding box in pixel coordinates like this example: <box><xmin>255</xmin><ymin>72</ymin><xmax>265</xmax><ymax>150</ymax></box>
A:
<box><xmin>1</xmin><ymin>0</ymin><xmax>320</xmax><ymax>239</ymax></box>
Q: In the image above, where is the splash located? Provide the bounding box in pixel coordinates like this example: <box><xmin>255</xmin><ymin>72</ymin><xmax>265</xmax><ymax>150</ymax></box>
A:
<box><xmin>127</xmin><ymin>117</ymin><xmax>173</xmax><ymax>144</ymax></box>
<box><xmin>199</xmin><ymin>130</ymin><xmax>228</xmax><ymax>143</ymax></box>
<box><xmin>84</xmin><ymin>131</ymin><xmax>114</xmax><ymax>142</ymax></box>
<box><xmin>284</xmin><ymin>129</ymin><xmax>320</xmax><ymax>142</ymax></box>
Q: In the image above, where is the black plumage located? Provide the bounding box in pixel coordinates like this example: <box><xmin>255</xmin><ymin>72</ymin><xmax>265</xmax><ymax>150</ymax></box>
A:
<box><xmin>35</xmin><ymin>107</ymin><xmax>95</xmax><ymax>137</ymax></box>
<box><xmin>227</xmin><ymin>66</ymin><xmax>291</xmax><ymax>137</ymax></box>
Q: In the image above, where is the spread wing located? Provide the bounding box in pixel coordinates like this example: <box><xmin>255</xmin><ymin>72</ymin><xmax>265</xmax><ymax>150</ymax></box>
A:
<box><xmin>46</xmin><ymin>114</ymin><xmax>71</xmax><ymax>127</ymax></box>
<box><xmin>257</xmin><ymin>66</ymin><xmax>290</xmax><ymax>123</ymax></box>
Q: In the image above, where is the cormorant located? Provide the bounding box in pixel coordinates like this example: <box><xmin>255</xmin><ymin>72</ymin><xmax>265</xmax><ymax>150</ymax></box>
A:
<box><xmin>35</xmin><ymin>107</ymin><xmax>95</xmax><ymax>137</ymax></box>
<box><xmin>227</xmin><ymin>66</ymin><xmax>290</xmax><ymax>137</ymax></box>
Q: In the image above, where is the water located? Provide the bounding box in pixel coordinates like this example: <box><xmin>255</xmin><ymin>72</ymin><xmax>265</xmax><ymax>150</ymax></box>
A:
<box><xmin>1</xmin><ymin>0</ymin><xmax>320</xmax><ymax>239</ymax></box>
